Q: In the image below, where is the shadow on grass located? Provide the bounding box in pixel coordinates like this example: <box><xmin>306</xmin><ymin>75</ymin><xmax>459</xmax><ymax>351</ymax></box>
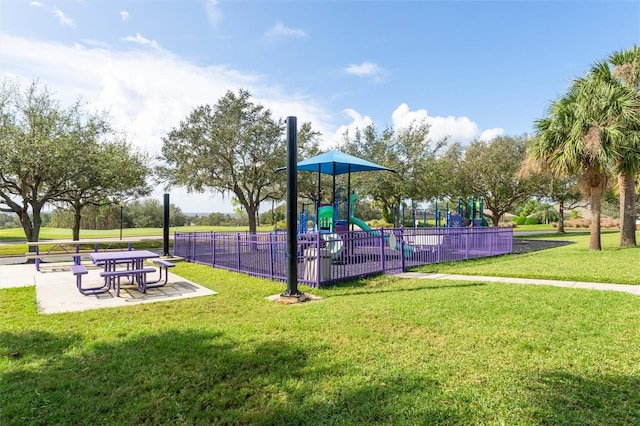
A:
<box><xmin>527</xmin><ymin>370</ymin><xmax>640</xmax><ymax>424</ymax></box>
<box><xmin>324</xmin><ymin>281</ymin><xmax>487</xmax><ymax>298</ymax></box>
<box><xmin>1</xmin><ymin>329</ymin><xmax>462</xmax><ymax>425</ymax></box>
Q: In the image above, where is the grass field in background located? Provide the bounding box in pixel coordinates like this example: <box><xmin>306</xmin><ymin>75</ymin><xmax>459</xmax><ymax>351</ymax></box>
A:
<box><xmin>418</xmin><ymin>231</ymin><xmax>640</xmax><ymax>284</ymax></box>
<box><xmin>0</xmin><ymin>225</ymin><xmax>275</xmax><ymax>242</ymax></box>
<box><xmin>2</xmin><ymin>261</ymin><xmax>639</xmax><ymax>425</ymax></box>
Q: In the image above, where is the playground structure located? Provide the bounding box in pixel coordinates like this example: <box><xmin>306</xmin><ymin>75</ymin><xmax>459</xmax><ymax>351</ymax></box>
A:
<box><xmin>174</xmin><ymin>150</ymin><xmax>512</xmax><ymax>288</ymax></box>
<box><xmin>298</xmin><ymin>188</ymin><xmax>378</xmax><ymax>261</ymax></box>
<box><xmin>393</xmin><ymin>197</ymin><xmax>489</xmax><ymax>228</ymax></box>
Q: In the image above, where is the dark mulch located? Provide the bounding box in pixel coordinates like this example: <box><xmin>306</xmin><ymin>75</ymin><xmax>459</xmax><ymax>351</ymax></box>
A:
<box><xmin>512</xmin><ymin>239</ymin><xmax>575</xmax><ymax>254</ymax></box>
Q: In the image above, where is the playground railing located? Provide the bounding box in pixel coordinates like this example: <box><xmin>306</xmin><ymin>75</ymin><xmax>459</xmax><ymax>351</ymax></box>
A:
<box><xmin>173</xmin><ymin>226</ymin><xmax>513</xmax><ymax>288</ymax></box>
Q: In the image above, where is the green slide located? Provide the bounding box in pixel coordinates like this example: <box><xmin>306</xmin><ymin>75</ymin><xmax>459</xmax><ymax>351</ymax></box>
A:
<box><xmin>349</xmin><ymin>216</ymin><xmax>372</xmax><ymax>231</ymax></box>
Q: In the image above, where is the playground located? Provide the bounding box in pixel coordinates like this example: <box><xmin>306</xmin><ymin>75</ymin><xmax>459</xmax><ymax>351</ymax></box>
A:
<box><xmin>175</xmin><ymin>150</ymin><xmax>512</xmax><ymax>287</ymax></box>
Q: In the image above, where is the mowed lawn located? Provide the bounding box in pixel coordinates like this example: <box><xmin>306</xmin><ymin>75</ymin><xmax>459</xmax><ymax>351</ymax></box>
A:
<box><xmin>1</xmin><ymin>233</ymin><xmax>640</xmax><ymax>424</ymax></box>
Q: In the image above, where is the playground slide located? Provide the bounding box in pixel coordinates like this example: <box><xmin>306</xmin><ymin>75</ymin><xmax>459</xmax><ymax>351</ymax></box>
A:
<box><xmin>349</xmin><ymin>216</ymin><xmax>372</xmax><ymax>231</ymax></box>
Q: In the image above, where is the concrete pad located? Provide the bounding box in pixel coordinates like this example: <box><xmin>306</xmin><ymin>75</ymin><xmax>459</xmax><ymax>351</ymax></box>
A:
<box><xmin>0</xmin><ymin>262</ymin><xmax>217</xmax><ymax>314</ymax></box>
<box><xmin>0</xmin><ymin>263</ymin><xmax>37</xmax><ymax>288</ymax></box>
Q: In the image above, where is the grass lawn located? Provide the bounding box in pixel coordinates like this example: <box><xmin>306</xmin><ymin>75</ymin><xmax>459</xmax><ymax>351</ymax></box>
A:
<box><xmin>2</xmin><ymin>246</ymin><xmax>640</xmax><ymax>424</ymax></box>
<box><xmin>416</xmin><ymin>231</ymin><xmax>640</xmax><ymax>284</ymax></box>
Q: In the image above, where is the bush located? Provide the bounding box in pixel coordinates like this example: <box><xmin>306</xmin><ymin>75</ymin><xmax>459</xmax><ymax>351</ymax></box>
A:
<box><xmin>524</xmin><ymin>216</ymin><xmax>539</xmax><ymax>225</ymax></box>
<box><xmin>513</xmin><ymin>216</ymin><xmax>526</xmax><ymax>225</ymax></box>
<box><xmin>562</xmin><ymin>218</ymin><xmax>620</xmax><ymax>229</ymax></box>
<box><xmin>367</xmin><ymin>219</ymin><xmax>393</xmax><ymax>228</ymax></box>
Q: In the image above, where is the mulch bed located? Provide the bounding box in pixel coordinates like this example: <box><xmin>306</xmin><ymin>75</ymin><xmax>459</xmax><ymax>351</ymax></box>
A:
<box><xmin>512</xmin><ymin>239</ymin><xmax>575</xmax><ymax>254</ymax></box>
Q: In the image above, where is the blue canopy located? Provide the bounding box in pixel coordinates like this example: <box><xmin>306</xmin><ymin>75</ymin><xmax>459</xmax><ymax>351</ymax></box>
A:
<box><xmin>296</xmin><ymin>150</ymin><xmax>395</xmax><ymax>175</ymax></box>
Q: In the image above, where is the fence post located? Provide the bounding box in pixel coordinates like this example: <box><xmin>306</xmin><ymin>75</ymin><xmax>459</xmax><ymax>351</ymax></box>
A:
<box><xmin>190</xmin><ymin>233</ymin><xmax>196</xmax><ymax>262</ymax></box>
<box><xmin>379</xmin><ymin>228</ymin><xmax>385</xmax><ymax>274</ymax></box>
<box><xmin>465</xmin><ymin>229</ymin><xmax>470</xmax><ymax>259</ymax></box>
<box><xmin>211</xmin><ymin>232</ymin><xmax>216</xmax><ymax>266</ymax></box>
<box><xmin>400</xmin><ymin>228</ymin><xmax>406</xmax><ymax>272</ymax></box>
<box><xmin>236</xmin><ymin>233</ymin><xmax>241</xmax><ymax>271</ymax></box>
<box><xmin>269</xmin><ymin>232</ymin><xmax>274</xmax><ymax>278</ymax></box>
<box><xmin>316</xmin><ymin>232</ymin><xmax>321</xmax><ymax>288</ymax></box>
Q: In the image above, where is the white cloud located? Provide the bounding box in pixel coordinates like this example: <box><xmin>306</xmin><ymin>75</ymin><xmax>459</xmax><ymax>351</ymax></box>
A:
<box><xmin>331</xmin><ymin>103</ymin><xmax>504</xmax><ymax>146</ymax></box>
<box><xmin>53</xmin><ymin>9</ymin><xmax>75</xmax><ymax>27</ymax></box>
<box><xmin>121</xmin><ymin>33</ymin><xmax>159</xmax><ymax>48</ymax></box>
<box><xmin>344</xmin><ymin>61</ymin><xmax>387</xmax><ymax>82</ymax></box>
<box><xmin>330</xmin><ymin>109</ymin><xmax>374</xmax><ymax>145</ymax></box>
<box><xmin>29</xmin><ymin>1</ymin><xmax>44</xmax><ymax>7</ymax></box>
<box><xmin>206</xmin><ymin>0</ymin><xmax>223</xmax><ymax>26</ymax></box>
<box><xmin>479</xmin><ymin>128</ymin><xmax>505</xmax><ymax>141</ymax></box>
<box><xmin>0</xmin><ymin>33</ymin><xmax>335</xmax><ymax>212</ymax></box>
<box><xmin>390</xmin><ymin>103</ymin><xmax>504</xmax><ymax>144</ymax></box>
<box><xmin>120</xmin><ymin>11</ymin><xmax>129</xmax><ymax>21</ymax></box>
<box><xmin>265</xmin><ymin>22</ymin><xmax>308</xmax><ymax>39</ymax></box>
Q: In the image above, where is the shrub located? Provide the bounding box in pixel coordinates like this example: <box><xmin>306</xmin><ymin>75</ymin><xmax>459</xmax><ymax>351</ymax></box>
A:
<box><xmin>367</xmin><ymin>219</ymin><xmax>393</xmax><ymax>228</ymax></box>
<box><xmin>562</xmin><ymin>218</ymin><xmax>620</xmax><ymax>229</ymax></box>
<box><xmin>524</xmin><ymin>216</ymin><xmax>539</xmax><ymax>225</ymax></box>
<box><xmin>513</xmin><ymin>216</ymin><xmax>526</xmax><ymax>225</ymax></box>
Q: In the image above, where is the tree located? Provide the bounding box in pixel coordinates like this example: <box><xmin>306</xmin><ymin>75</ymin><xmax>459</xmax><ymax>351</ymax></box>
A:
<box><xmin>531</xmin><ymin>71</ymin><xmax>639</xmax><ymax>250</ymax></box>
<box><xmin>338</xmin><ymin>122</ymin><xmax>446</xmax><ymax>224</ymax></box>
<box><xmin>519</xmin><ymin>151</ymin><xmax>582</xmax><ymax>233</ymax></box>
<box><xmin>606</xmin><ymin>47</ymin><xmax>640</xmax><ymax>246</ymax></box>
<box><xmin>160</xmin><ymin>89</ymin><xmax>320</xmax><ymax>233</ymax></box>
<box><xmin>57</xmin><ymin>134</ymin><xmax>152</xmax><ymax>240</ymax></box>
<box><xmin>547</xmin><ymin>175</ymin><xmax>582</xmax><ymax>233</ymax></box>
<box><xmin>0</xmin><ymin>80</ymin><xmax>92</xmax><ymax>243</ymax></box>
<box><xmin>451</xmin><ymin>135</ymin><xmax>537</xmax><ymax>226</ymax></box>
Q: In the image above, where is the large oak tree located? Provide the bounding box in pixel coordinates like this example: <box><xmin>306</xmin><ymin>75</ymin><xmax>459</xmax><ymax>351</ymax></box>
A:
<box><xmin>160</xmin><ymin>89</ymin><xmax>319</xmax><ymax>233</ymax></box>
<box><xmin>0</xmin><ymin>80</ymin><xmax>149</xmax><ymax>243</ymax></box>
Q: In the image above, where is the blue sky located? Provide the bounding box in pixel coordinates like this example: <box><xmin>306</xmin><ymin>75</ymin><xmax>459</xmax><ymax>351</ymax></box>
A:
<box><xmin>1</xmin><ymin>0</ymin><xmax>639</xmax><ymax>213</ymax></box>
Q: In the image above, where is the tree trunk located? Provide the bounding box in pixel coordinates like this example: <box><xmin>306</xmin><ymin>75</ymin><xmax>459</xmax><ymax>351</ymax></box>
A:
<box><xmin>490</xmin><ymin>209</ymin><xmax>500</xmax><ymax>226</ymax></box>
<box><xmin>381</xmin><ymin>203</ymin><xmax>393</xmax><ymax>224</ymax></box>
<box><xmin>247</xmin><ymin>206</ymin><xmax>258</xmax><ymax>234</ymax></box>
<box><xmin>557</xmin><ymin>201</ymin><xmax>565</xmax><ymax>233</ymax></box>
<box><xmin>618</xmin><ymin>172</ymin><xmax>637</xmax><ymax>247</ymax></box>
<box><xmin>589</xmin><ymin>184</ymin><xmax>603</xmax><ymax>251</ymax></box>
<box><xmin>72</xmin><ymin>205</ymin><xmax>82</xmax><ymax>241</ymax></box>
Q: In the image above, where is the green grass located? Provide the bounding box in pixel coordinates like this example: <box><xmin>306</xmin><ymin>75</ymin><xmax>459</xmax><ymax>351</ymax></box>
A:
<box><xmin>416</xmin><ymin>231</ymin><xmax>640</xmax><ymax>284</ymax></box>
<box><xmin>2</xmin><ymin>258</ymin><xmax>640</xmax><ymax>425</ymax></box>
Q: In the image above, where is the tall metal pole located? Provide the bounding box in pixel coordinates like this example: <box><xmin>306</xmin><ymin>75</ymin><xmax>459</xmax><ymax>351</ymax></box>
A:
<box><xmin>282</xmin><ymin>116</ymin><xmax>301</xmax><ymax>297</ymax></box>
<box><xmin>119</xmin><ymin>201</ymin><xmax>125</xmax><ymax>240</ymax></box>
<box><xmin>163</xmin><ymin>193</ymin><xmax>170</xmax><ymax>256</ymax></box>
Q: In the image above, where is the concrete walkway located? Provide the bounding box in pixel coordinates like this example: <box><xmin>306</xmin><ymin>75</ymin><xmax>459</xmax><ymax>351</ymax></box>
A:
<box><xmin>0</xmin><ymin>261</ymin><xmax>217</xmax><ymax>314</ymax></box>
<box><xmin>397</xmin><ymin>272</ymin><xmax>640</xmax><ymax>296</ymax></box>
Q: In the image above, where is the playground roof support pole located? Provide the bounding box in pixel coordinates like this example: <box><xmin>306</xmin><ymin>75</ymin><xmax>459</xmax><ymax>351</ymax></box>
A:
<box><xmin>347</xmin><ymin>164</ymin><xmax>351</xmax><ymax>229</ymax></box>
<box><xmin>316</xmin><ymin>164</ymin><xmax>321</xmax><ymax>231</ymax></box>
<box><xmin>282</xmin><ymin>116</ymin><xmax>301</xmax><ymax>297</ymax></box>
<box><xmin>332</xmin><ymin>163</ymin><xmax>336</xmax><ymax>205</ymax></box>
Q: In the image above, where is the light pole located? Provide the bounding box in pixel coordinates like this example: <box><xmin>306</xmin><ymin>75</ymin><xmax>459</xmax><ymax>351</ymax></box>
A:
<box><xmin>119</xmin><ymin>201</ymin><xmax>125</xmax><ymax>240</ymax></box>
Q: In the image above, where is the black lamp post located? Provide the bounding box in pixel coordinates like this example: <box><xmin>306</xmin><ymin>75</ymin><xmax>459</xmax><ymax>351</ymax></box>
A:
<box><xmin>119</xmin><ymin>201</ymin><xmax>125</xmax><ymax>240</ymax></box>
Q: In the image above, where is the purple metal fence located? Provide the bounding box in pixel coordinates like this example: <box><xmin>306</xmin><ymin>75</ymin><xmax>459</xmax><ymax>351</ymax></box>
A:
<box><xmin>173</xmin><ymin>227</ymin><xmax>513</xmax><ymax>288</ymax></box>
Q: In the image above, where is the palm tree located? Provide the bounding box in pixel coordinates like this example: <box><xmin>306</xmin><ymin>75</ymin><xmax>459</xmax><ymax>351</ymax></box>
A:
<box><xmin>607</xmin><ymin>47</ymin><xmax>640</xmax><ymax>246</ymax></box>
<box><xmin>531</xmin><ymin>71</ymin><xmax>639</xmax><ymax>250</ymax></box>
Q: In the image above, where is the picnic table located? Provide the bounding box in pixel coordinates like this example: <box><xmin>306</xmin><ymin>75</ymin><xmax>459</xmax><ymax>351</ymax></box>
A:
<box><xmin>26</xmin><ymin>237</ymin><xmax>147</xmax><ymax>271</ymax></box>
<box><xmin>77</xmin><ymin>250</ymin><xmax>175</xmax><ymax>297</ymax></box>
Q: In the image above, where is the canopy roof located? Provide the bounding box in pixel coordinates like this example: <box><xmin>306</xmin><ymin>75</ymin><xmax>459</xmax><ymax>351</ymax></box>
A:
<box><xmin>295</xmin><ymin>150</ymin><xmax>395</xmax><ymax>175</ymax></box>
